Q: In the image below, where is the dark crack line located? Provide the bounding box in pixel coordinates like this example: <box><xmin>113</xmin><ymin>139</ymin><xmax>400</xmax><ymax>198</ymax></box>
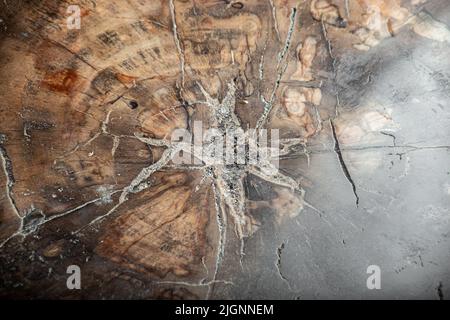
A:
<box><xmin>170</xmin><ymin>0</ymin><xmax>186</xmax><ymax>90</ymax></box>
<box><xmin>122</xmin><ymin>211</ymin><xmax>186</xmax><ymax>255</ymax></box>
<box><xmin>323</xmin><ymin>144</ymin><xmax>449</xmax><ymax>153</ymax></box>
<box><xmin>47</xmin><ymin>38</ymin><xmax>98</xmax><ymax>71</ymax></box>
<box><xmin>275</xmin><ymin>242</ymin><xmax>293</xmax><ymax>290</ymax></box>
<box><xmin>380</xmin><ymin>131</ymin><xmax>397</xmax><ymax>146</ymax></box>
<box><xmin>321</xmin><ymin>19</ymin><xmax>340</xmax><ymax>117</ymax></box>
<box><xmin>279</xmin><ymin>144</ymin><xmax>450</xmax><ymax>161</ymax></box>
<box><xmin>330</xmin><ymin>120</ymin><xmax>360</xmax><ymax>207</ymax></box>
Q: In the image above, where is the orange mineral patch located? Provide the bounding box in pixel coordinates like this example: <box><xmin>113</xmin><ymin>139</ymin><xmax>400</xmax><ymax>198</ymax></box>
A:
<box><xmin>41</xmin><ymin>69</ymin><xmax>79</xmax><ymax>94</ymax></box>
<box><xmin>115</xmin><ymin>73</ymin><xmax>138</xmax><ymax>86</ymax></box>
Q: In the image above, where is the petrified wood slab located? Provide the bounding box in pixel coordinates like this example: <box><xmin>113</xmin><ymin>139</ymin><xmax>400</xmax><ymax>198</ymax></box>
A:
<box><xmin>0</xmin><ymin>0</ymin><xmax>449</xmax><ymax>299</ymax></box>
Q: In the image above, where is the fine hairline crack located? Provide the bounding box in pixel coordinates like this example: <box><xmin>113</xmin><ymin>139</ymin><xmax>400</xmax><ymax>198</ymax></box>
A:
<box><xmin>329</xmin><ymin>120</ymin><xmax>360</xmax><ymax>207</ymax></box>
<box><xmin>275</xmin><ymin>241</ymin><xmax>294</xmax><ymax>291</ymax></box>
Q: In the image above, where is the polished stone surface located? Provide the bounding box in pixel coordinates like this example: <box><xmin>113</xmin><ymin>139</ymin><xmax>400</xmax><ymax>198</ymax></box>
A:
<box><xmin>0</xmin><ymin>0</ymin><xmax>449</xmax><ymax>299</ymax></box>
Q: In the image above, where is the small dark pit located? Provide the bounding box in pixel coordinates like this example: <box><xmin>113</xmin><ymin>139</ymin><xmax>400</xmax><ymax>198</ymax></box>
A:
<box><xmin>232</xmin><ymin>2</ymin><xmax>244</xmax><ymax>9</ymax></box>
<box><xmin>129</xmin><ymin>100</ymin><xmax>139</xmax><ymax>109</ymax></box>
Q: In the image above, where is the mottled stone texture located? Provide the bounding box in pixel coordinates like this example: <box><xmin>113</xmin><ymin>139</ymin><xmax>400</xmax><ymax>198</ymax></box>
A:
<box><xmin>0</xmin><ymin>0</ymin><xmax>449</xmax><ymax>299</ymax></box>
